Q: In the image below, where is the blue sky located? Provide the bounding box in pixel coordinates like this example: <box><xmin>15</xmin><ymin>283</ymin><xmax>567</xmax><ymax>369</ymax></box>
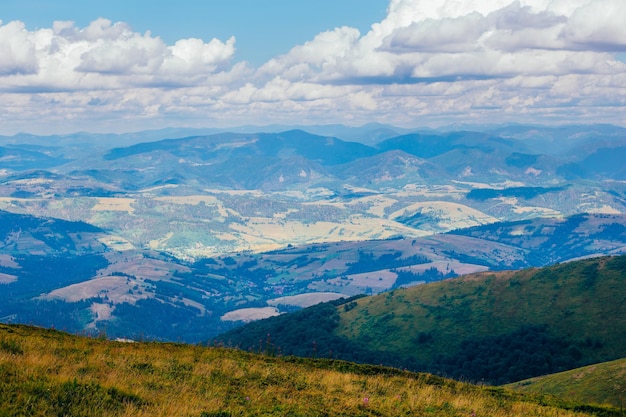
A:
<box><xmin>1</xmin><ymin>0</ymin><xmax>625</xmax><ymax>135</ymax></box>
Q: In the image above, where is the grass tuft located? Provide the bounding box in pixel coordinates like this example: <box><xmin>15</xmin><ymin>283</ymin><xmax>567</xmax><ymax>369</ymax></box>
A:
<box><xmin>0</xmin><ymin>338</ymin><xmax>24</xmax><ymax>355</ymax></box>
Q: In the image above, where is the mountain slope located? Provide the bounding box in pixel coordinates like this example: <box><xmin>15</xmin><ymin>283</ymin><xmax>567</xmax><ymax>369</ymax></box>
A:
<box><xmin>103</xmin><ymin>130</ymin><xmax>377</xmax><ymax>166</ymax></box>
<box><xmin>376</xmin><ymin>131</ymin><xmax>525</xmax><ymax>158</ymax></box>
<box><xmin>217</xmin><ymin>255</ymin><xmax>626</xmax><ymax>385</ymax></box>
<box><xmin>558</xmin><ymin>146</ymin><xmax>626</xmax><ymax>180</ymax></box>
<box><xmin>449</xmin><ymin>213</ymin><xmax>626</xmax><ymax>265</ymax></box>
<box><xmin>507</xmin><ymin>358</ymin><xmax>626</xmax><ymax>409</ymax></box>
<box><xmin>0</xmin><ymin>146</ymin><xmax>69</xmax><ymax>170</ymax></box>
<box><xmin>0</xmin><ymin>323</ymin><xmax>616</xmax><ymax>417</ymax></box>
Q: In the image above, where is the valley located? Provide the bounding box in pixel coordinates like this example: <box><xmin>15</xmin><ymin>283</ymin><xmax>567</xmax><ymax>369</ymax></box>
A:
<box><xmin>1</xmin><ymin>124</ymin><xmax>625</xmax><ymax>343</ymax></box>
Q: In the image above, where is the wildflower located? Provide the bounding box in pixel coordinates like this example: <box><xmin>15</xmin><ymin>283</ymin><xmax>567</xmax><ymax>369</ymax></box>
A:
<box><xmin>363</xmin><ymin>397</ymin><xmax>369</xmax><ymax>406</ymax></box>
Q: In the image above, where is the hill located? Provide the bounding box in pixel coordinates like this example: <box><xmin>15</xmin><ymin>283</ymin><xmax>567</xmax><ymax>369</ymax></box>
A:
<box><xmin>0</xmin><ymin>208</ymin><xmax>620</xmax><ymax>340</ymax></box>
<box><xmin>2</xmin><ymin>206</ymin><xmax>626</xmax><ymax>343</ymax></box>
<box><xmin>0</xmin><ymin>323</ymin><xmax>618</xmax><ymax>417</ymax></box>
<box><xmin>507</xmin><ymin>358</ymin><xmax>626</xmax><ymax>410</ymax></box>
<box><xmin>217</xmin><ymin>255</ymin><xmax>626</xmax><ymax>385</ymax></box>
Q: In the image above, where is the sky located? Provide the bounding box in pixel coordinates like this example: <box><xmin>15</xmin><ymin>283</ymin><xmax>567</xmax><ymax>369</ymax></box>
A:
<box><xmin>1</xmin><ymin>0</ymin><xmax>625</xmax><ymax>135</ymax></box>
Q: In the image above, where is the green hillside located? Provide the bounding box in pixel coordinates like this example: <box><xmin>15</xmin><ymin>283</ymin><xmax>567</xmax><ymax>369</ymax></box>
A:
<box><xmin>0</xmin><ymin>324</ymin><xmax>618</xmax><ymax>417</ymax></box>
<box><xmin>507</xmin><ymin>358</ymin><xmax>626</xmax><ymax>409</ymax></box>
<box><xmin>218</xmin><ymin>255</ymin><xmax>626</xmax><ymax>385</ymax></box>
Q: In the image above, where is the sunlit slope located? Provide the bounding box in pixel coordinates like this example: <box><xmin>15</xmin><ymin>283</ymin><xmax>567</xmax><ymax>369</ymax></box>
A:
<box><xmin>0</xmin><ymin>324</ymin><xmax>616</xmax><ymax>417</ymax></box>
<box><xmin>507</xmin><ymin>358</ymin><xmax>626</xmax><ymax>409</ymax></box>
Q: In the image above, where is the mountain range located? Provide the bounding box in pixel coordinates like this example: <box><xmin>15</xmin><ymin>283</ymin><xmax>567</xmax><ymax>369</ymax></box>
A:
<box><xmin>1</xmin><ymin>123</ymin><xmax>625</xmax><ymax>343</ymax></box>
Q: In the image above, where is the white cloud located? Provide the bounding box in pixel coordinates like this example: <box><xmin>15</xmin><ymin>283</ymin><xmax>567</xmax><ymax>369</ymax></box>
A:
<box><xmin>561</xmin><ymin>0</ymin><xmax>626</xmax><ymax>51</ymax></box>
<box><xmin>76</xmin><ymin>30</ymin><xmax>167</xmax><ymax>75</ymax></box>
<box><xmin>384</xmin><ymin>12</ymin><xmax>489</xmax><ymax>53</ymax></box>
<box><xmin>0</xmin><ymin>21</ymin><xmax>39</xmax><ymax>75</ymax></box>
<box><xmin>163</xmin><ymin>37</ymin><xmax>236</xmax><ymax>75</ymax></box>
<box><xmin>0</xmin><ymin>18</ymin><xmax>237</xmax><ymax>91</ymax></box>
<box><xmin>256</xmin><ymin>26</ymin><xmax>362</xmax><ymax>82</ymax></box>
<box><xmin>1</xmin><ymin>0</ymin><xmax>626</xmax><ymax>134</ymax></box>
<box><xmin>270</xmin><ymin>0</ymin><xmax>626</xmax><ymax>81</ymax></box>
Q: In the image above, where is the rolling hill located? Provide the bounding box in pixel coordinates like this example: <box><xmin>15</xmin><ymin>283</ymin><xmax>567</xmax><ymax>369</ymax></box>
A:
<box><xmin>2</xmin><ymin>207</ymin><xmax>626</xmax><ymax>343</ymax></box>
<box><xmin>507</xmin><ymin>358</ymin><xmax>626</xmax><ymax>409</ymax></box>
<box><xmin>0</xmin><ymin>323</ymin><xmax>618</xmax><ymax>417</ymax></box>
<box><xmin>216</xmin><ymin>255</ymin><xmax>626</xmax><ymax>385</ymax></box>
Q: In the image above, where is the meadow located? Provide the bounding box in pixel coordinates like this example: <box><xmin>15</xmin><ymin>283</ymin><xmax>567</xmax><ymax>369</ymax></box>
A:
<box><xmin>0</xmin><ymin>323</ymin><xmax>618</xmax><ymax>417</ymax></box>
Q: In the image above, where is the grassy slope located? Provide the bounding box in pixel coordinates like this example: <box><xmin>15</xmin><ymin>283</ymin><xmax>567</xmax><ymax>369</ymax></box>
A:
<box><xmin>219</xmin><ymin>255</ymin><xmax>626</xmax><ymax>385</ymax></box>
<box><xmin>507</xmin><ymin>358</ymin><xmax>626</xmax><ymax>410</ymax></box>
<box><xmin>0</xmin><ymin>324</ymin><xmax>616</xmax><ymax>417</ymax></box>
<box><xmin>336</xmin><ymin>255</ymin><xmax>626</xmax><ymax>371</ymax></box>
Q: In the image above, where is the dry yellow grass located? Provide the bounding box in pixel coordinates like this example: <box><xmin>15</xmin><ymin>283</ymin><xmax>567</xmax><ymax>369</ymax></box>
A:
<box><xmin>91</xmin><ymin>198</ymin><xmax>137</xmax><ymax>213</ymax></box>
<box><xmin>0</xmin><ymin>324</ymin><xmax>609</xmax><ymax>417</ymax></box>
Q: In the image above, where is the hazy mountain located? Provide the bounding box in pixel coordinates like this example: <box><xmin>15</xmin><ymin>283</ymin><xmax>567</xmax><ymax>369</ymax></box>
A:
<box><xmin>377</xmin><ymin>131</ymin><xmax>527</xmax><ymax>158</ymax></box>
<box><xmin>103</xmin><ymin>130</ymin><xmax>378</xmax><ymax>165</ymax></box>
<box><xmin>558</xmin><ymin>146</ymin><xmax>626</xmax><ymax>180</ymax></box>
<box><xmin>3</xmin><ymin>126</ymin><xmax>626</xmax><ymax>195</ymax></box>
<box><xmin>0</xmin><ymin>146</ymin><xmax>70</xmax><ymax>171</ymax></box>
<box><xmin>331</xmin><ymin>150</ymin><xmax>445</xmax><ymax>187</ymax></box>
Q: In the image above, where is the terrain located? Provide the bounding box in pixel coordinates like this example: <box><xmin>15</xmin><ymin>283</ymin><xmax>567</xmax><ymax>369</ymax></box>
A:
<box><xmin>2</xmin><ymin>124</ymin><xmax>626</xmax><ymax>258</ymax></box>
<box><xmin>0</xmin><ymin>323</ymin><xmax>618</xmax><ymax>417</ymax></box>
<box><xmin>2</xmin><ymin>209</ymin><xmax>625</xmax><ymax>342</ymax></box>
<box><xmin>217</xmin><ymin>255</ymin><xmax>626</xmax><ymax>385</ymax></box>
<box><xmin>1</xmin><ymin>124</ymin><xmax>626</xmax><ymax>341</ymax></box>
<box><xmin>507</xmin><ymin>358</ymin><xmax>626</xmax><ymax>410</ymax></box>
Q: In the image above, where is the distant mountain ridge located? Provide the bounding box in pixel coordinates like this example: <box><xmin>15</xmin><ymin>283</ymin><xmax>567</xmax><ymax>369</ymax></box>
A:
<box><xmin>3</xmin><ymin>122</ymin><xmax>625</xmax><ymax>202</ymax></box>
<box><xmin>54</xmin><ymin>125</ymin><xmax>624</xmax><ymax>195</ymax></box>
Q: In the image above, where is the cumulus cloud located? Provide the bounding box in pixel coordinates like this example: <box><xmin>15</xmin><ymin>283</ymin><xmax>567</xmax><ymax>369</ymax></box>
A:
<box><xmin>561</xmin><ymin>0</ymin><xmax>626</xmax><ymax>51</ymax></box>
<box><xmin>385</xmin><ymin>12</ymin><xmax>488</xmax><ymax>53</ymax></box>
<box><xmin>0</xmin><ymin>21</ymin><xmax>39</xmax><ymax>75</ymax></box>
<box><xmin>236</xmin><ymin>0</ymin><xmax>625</xmax><ymax>127</ymax></box>
<box><xmin>1</xmin><ymin>0</ymin><xmax>626</xmax><ymax>134</ymax></box>
<box><xmin>256</xmin><ymin>26</ymin><xmax>362</xmax><ymax>82</ymax></box>
<box><xmin>0</xmin><ymin>18</ymin><xmax>237</xmax><ymax>91</ymax></box>
<box><xmin>255</xmin><ymin>0</ymin><xmax>626</xmax><ymax>85</ymax></box>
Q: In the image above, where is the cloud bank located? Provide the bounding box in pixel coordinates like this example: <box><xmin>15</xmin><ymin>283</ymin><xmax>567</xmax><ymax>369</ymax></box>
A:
<box><xmin>1</xmin><ymin>0</ymin><xmax>625</xmax><ymax>134</ymax></box>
